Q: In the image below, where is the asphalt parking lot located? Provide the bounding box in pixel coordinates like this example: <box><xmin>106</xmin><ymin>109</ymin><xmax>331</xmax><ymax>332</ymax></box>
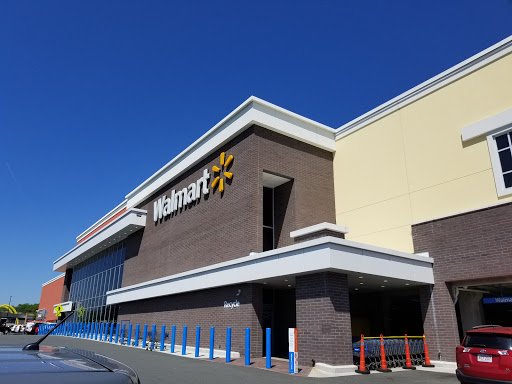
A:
<box><xmin>1</xmin><ymin>334</ymin><xmax>458</xmax><ymax>384</ymax></box>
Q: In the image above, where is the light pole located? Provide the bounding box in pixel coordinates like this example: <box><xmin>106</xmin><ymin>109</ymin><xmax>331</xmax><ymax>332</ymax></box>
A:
<box><xmin>8</xmin><ymin>296</ymin><xmax>12</xmax><ymax>307</ymax></box>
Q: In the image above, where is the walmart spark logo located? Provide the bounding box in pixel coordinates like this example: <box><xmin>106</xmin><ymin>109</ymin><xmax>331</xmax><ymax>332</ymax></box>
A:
<box><xmin>211</xmin><ymin>152</ymin><xmax>233</xmax><ymax>192</ymax></box>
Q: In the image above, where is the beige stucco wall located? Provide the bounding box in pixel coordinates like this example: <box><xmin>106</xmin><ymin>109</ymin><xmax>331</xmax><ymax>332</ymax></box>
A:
<box><xmin>333</xmin><ymin>52</ymin><xmax>512</xmax><ymax>253</ymax></box>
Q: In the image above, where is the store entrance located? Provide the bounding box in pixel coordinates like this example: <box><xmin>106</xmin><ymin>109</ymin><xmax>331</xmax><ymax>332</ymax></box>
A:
<box><xmin>349</xmin><ymin>288</ymin><xmax>424</xmax><ymax>340</ymax></box>
<box><xmin>262</xmin><ymin>287</ymin><xmax>296</xmax><ymax>358</ymax></box>
<box><xmin>454</xmin><ymin>280</ymin><xmax>512</xmax><ymax>342</ymax></box>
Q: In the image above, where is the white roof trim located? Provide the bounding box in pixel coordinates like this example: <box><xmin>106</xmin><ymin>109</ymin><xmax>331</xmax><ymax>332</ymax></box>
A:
<box><xmin>53</xmin><ymin>209</ymin><xmax>147</xmax><ymax>272</ymax></box>
<box><xmin>106</xmin><ymin>236</ymin><xmax>433</xmax><ymax>305</ymax></box>
<box><xmin>290</xmin><ymin>222</ymin><xmax>349</xmax><ymax>238</ymax></box>
<box><xmin>461</xmin><ymin>108</ymin><xmax>512</xmax><ymax>142</ymax></box>
<box><xmin>336</xmin><ymin>35</ymin><xmax>512</xmax><ymax>140</ymax></box>
<box><xmin>125</xmin><ymin>96</ymin><xmax>336</xmax><ymax>209</ymax></box>
<box><xmin>76</xmin><ymin>200</ymin><xmax>127</xmax><ymax>243</ymax></box>
<box><xmin>41</xmin><ymin>273</ymin><xmax>65</xmax><ymax>287</ymax></box>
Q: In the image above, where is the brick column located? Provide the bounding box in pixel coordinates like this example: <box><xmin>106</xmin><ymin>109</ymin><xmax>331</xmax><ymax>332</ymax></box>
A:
<box><xmin>296</xmin><ymin>272</ymin><xmax>352</xmax><ymax>366</ymax></box>
<box><xmin>419</xmin><ymin>284</ymin><xmax>459</xmax><ymax>362</ymax></box>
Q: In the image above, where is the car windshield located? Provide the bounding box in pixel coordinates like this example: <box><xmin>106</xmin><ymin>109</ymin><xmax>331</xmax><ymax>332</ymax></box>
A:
<box><xmin>464</xmin><ymin>333</ymin><xmax>512</xmax><ymax>350</ymax></box>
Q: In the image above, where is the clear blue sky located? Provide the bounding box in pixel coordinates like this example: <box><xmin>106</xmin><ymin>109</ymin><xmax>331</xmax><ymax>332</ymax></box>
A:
<box><xmin>1</xmin><ymin>1</ymin><xmax>510</xmax><ymax>306</ymax></box>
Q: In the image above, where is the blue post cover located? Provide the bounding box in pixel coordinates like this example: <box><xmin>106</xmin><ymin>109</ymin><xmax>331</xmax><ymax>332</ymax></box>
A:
<box><xmin>115</xmin><ymin>323</ymin><xmax>120</xmax><ymax>344</ymax></box>
<box><xmin>109</xmin><ymin>323</ymin><xmax>114</xmax><ymax>342</ymax></box>
<box><xmin>104</xmin><ymin>323</ymin><xmax>109</xmax><ymax>341</ymax></box>
<box><xmin>182</xmin><ymin>326</ymin><xmax>187</xmax><ymax>355</ymax></box>
<box><xmin>226</xmin><ymin>327</ymin><xmax>231</xmax><ymax>363</ymax></box>
<box><xmin>209</xmin><ymin>327</ymin><xmax>215</xmax><ymax>360</ymax></box>
<box><xmin>245</xmin><ymin>328</ymin><xmax>250</xmax><ymax>366</ymax></box>
<box><xmin>151</xmin><ymin>324</ymin><xmax>156</xmax><ymax>349</ymax></box>
<box><xmin>91</xmin><ymin>323</ymin><xmax>96</xmax><ymax>339</ymax></box>
<box><xmin>99</xmin><ymin>323</ymin><xmax>104</xmax><ymax>340</ymax></box>
<box><xmin>128</xmin><ymin>324</ymin><xmax>133</xmax><ymax>346</ymax></box>
<box><xmin>171</xmin><ymin>325</ymin><xmax>176</xmax><ymax>353</ymax></box>
<box><xmin>121</xmin><ymin>323</ymin><xmax>126</xmax><ymax>345</ymax></box>
<box><xmin>134</xmin><ymin>324</ymin><xmax>140</xmax><ymax>347</ymax></box>
<box><xmin>266</xmin><ymin>328</ymin><xmax>271</xmax><ymax>369</ymax></box>
<box><xmin>195</xmin><ymin>326</ymin><xmax>200</xmax><ymax>357</ymax></box>
<box><xmin>160</xmin><ymin>325</ymin><xmax>166</xmax><ymax>351</ymax></box>
<box><xmin>142</xmin><ymin>324</ymin><xmax>148</xmax><ymax>349</ymax></box>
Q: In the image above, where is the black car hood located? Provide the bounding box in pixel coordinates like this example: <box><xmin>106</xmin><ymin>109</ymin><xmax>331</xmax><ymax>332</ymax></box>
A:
<box><xmin>0</xmin><ymin>345</ymin><xmax>110</xmax><ymax>374</ymax></box>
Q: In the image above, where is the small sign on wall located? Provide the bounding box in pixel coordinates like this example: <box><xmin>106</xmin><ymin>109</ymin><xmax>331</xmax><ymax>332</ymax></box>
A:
<box><xmin>289</xmin><ymin>328</ymin><xmax>298</xmax><ymax>374</ymax></box>
<box><xmin>224</xmin><ymin>300</ymin><xmax>240</xmax><ymax>309</ymax></box>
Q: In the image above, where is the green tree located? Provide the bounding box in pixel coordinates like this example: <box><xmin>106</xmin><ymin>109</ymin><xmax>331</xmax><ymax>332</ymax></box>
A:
<box><xmin>15</xmin><ymin>303</ymin><xmax>39</xmax><ymax>317</ymax></box>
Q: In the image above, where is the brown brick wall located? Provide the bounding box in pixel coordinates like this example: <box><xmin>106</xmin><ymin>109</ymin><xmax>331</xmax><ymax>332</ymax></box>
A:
<box><xmin>118</xmin><ymin>283</ymin><xmax>263</xmax><ymax>357</ymax></box>
<box><xmin>413</xmin><ymin>202</ymin><xmax>512</xmax><ymax>361</ymax></box>
<box><xmin>296</xmin><ymin>272</ymin><xmax>352</xmax><ymax>366</ymax></box>
<box><xmin>122</xmin><ymin>125</ymin><xmax>335</xmax><ymax>287</ymax></box>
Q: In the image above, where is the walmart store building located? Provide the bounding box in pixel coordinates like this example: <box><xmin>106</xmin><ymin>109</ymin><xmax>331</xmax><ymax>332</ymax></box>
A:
<box><xmin>49</xmin><ymin>35</ymin><xmax>512</xmax><ymax>365</ymax></box>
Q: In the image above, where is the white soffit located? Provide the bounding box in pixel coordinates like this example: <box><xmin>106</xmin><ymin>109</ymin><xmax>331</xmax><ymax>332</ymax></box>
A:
<box><xmin>336</xmin><ymin>35</ymin><xmax>512</xmax><ymax>140</ymax></box>
<box><xmin>76</xmin><ymin>200</ymin><xmax>127</xmax><ymax>243</ymax></box>
<box><xmin>461</xmin><ymin>108</ymin><xmax>512</xmax><ymax>141</ymax></box>
<box><xmin>106</xmin><ymin>236</ymin><xmax>434</xmax><ymax>305</ymax></box>
<box><xmin>53</xmin><ymin>209</ymin><xmax>147</xmax><ymax>272</ymax></box>
<box><xmin>262</xmin><ymin>172</ymin><xmax>291</xmax><ymax>188</ymax></box>
<box><xmin>125</xmin><ymin>96</ymin><xmax>336</xmax><ymax>209</ymax></box>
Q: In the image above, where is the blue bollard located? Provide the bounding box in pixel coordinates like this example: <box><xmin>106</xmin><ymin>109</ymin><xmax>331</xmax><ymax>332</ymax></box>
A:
<box><xmin>121</xmin><ymin>324</ymin><xmax>126</xmax><ymax>345</ymax></box>
<box><xmin>90</xmin><ymin>323</ymin><xmax>95</xmax><ymax>339</ymax></box>
<box><xmin>182</xmin><ymin>326</ymin><xmax>187</xmax><ymax>355</ymax></box>
<box><xmin>109</xmin><ymin>323</ymin><xmax>114</xmax><ymax>342</ymax></box>
<box><xmin>171</xmin><ymin>325</ymin><xmax>176</xmax><ymax>353</ymax></box>
<box><xmin>71</xmin><ymin>323</ymin><xmax>75</xmax><ymax>337</ymax></box>
<box><xmin>100</xmin><ymin>323</ymin><xmax>104</xmax><ymax>340</ymax></box>
<box><xmin>266</xmin><ymin>328</ymin><xmax>271</xmax><ymax>369</ymax></box>
<box><xmin>128</xmin><ymin>324</ymin><xmax>133</xmax><ymax>346</ymax></box>
<box><xmin>135</xmin><ymin>324</ymin><xmax>140</xmax><ymax>347</ymax></box>
<box><xmin>95</xmin><ymin>323</ymin><xmax>99</xmax><ymax>340</ymax></box>
<box><xmin>209</xmin><ymin>327</ymin><xmax>215</xmax><ymax>360</ymax></box>
<box><xmin>104</xmin><ymin>323</ymin><xmax>109</xmax><ymax>341</ymax></box>
<box><xmin>151</xmin><ymin>324</ymin><xmax>156</xmax><ymax>350</ymax></box>
<box><xmin>195</xmin><ymin>326</ymin><xmax>200</xmax><ymax>357</ymax></box>
<box><xmin>115</xmin><ymin>323</ymin><xmax>120</xmax><ymax>344</ymax></box>
<box><xmin>245</xmin><ymin>328</ymin><xmax>250</xmax><ymax>366</ymax></box>
<box><xmin>87</xmin><ymin>323</ymin><xmax>92</xmax><ymax>339</ymax></box>
<box><xmin>160</xmin><ymin>325</ymin><xmax>166</xmax><ymax>352</ymax></box>
<box><xmin>226</xmin><ymin>327</ymin><xmax>231</xmax><ymax>363</ymax></box>
<box><xmin>142</xmin><ymin>324</ymin><xmax>148</xmax><ymax>349</ymax></box>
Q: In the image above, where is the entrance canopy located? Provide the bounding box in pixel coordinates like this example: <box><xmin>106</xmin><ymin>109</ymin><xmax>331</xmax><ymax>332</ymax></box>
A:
<box><xmin>106</xmin><ymin>236</ymin><xmax>434</xmax><ymax>305</ymax></box>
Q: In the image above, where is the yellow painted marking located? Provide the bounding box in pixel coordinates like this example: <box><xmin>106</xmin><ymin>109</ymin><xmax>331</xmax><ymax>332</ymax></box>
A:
<box><xmin>211</xmin><ymin>176</ymin><xmax>219</xmax><ymax>189</ymax></box>
<box><xmin>224</xmin><ymin>155</ymin><xmax>233</xmax><ymax>167</ymax></box>
<box><xmin>224</xmin><ymin>172</ymin><xmax>233</xmax><ymax>179</ymax></box>
<box><xmin>55</xmin><ymin>305</ymin><xmax>63</xmax><ymax>317</ymax></box>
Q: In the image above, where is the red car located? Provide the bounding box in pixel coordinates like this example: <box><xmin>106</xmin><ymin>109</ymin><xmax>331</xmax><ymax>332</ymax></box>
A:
<box><xmin>456</xmin><ymin>326</ymin><xmax>512</xmax><ymax>384</ymax></box>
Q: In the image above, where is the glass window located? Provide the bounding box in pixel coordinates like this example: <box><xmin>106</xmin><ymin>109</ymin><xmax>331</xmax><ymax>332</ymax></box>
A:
<box><xmin>68</xmin><ymin>241</ymin><xmax>126</xmax><ymax>324</ymax></box>
<box><xmin>489</xmin><ymin>130</ymin><xmax>512</xmax><ymax>196</ymax></box>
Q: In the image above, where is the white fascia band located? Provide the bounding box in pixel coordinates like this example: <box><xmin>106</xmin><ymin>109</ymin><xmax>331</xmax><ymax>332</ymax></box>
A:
<box><xmin>106</xmin><ymin>236</ymin><xmax>434</xmax><ymax>305</ymax></box>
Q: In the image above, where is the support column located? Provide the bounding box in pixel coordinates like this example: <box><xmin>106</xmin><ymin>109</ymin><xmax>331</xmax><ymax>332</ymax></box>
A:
<box><xmin>296</xmin><ymin>272</ymin><xmax>352</xmax><ymax>366</ymax></box>
<box><xmin>419</xmin><ymin>284</ymin><xmax>459</xmax><ymax>362</ymax></box>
